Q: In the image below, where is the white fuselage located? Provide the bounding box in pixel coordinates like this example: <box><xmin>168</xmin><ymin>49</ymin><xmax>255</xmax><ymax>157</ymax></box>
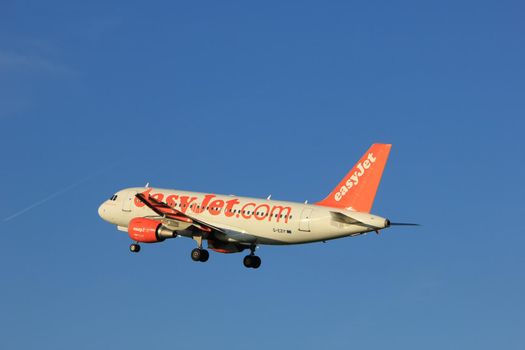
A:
<box><xmin>98</xmin><ymin>187</ymin><xmax>389</xmax><ymax>245</ymax></box>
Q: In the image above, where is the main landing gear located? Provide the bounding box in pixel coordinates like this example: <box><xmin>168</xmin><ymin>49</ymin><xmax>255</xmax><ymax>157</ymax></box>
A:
<box><xmin>191</xmin><ymin>236</ymin><xmax>209</xmax><ymax>263</ymax></box>
<box><xmin>130</xmin><ymin>243</ymin><xmax>141</xmax><ymax>253</ymax></box>
<box><xmin>243</xmin><ymin>246</ymin><xmax>261</xmax><ymax>269</ymax></box>
<box><xmin>191</xmin><ymin>248</ymin><xmax>209</xmax><ymax>262</ymax></box>
<box><xmin>243</xmin><ymin>255</ymin><xmax>261</xmax><ymax>269</ymax></box>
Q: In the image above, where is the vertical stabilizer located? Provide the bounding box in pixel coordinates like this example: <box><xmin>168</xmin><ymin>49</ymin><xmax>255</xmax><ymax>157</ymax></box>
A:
<box><xmin>316</xmin><ymin>144</ymin><xmax>391</xmax><ymax>212</ymax></box>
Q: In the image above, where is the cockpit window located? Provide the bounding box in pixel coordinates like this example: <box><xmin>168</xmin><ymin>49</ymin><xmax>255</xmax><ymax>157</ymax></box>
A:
<box><xmin>109</xmin><ymin>194</ymin><xmax>118</xmax><ymax>201</ymax></box>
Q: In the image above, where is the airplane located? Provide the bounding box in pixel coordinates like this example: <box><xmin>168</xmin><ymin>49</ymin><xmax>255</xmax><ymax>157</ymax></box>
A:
<box><xmin>98</xmin><ymin>143</ymin><xmax>416</xmax><ymax>268</ymax></box>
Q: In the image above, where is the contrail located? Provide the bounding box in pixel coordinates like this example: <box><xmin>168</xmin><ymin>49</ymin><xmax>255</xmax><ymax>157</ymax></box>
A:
<box><xmin>3</xmin><ymin>163</ymin><xmax>120</xmax><ymax>222</ymax></box>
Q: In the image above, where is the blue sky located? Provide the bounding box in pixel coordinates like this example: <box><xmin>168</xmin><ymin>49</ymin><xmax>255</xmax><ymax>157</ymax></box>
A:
<box><xmin>1</xmin><ymin>0</ymin><xmax>524</xmax><ymax>349</ymax></box>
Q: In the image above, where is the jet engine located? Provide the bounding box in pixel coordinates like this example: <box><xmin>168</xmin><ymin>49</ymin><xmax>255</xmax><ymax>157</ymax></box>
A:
<box><xmin>128</xmin><ymin>217</ymin><xmax>177</xmax><ymax>243</ymax></box>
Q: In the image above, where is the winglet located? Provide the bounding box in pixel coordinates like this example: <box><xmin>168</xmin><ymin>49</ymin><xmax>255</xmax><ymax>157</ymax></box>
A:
<box><xmin>316</xmin><ymin>144</ymin><xmax>392</xmax><ymax>212</ymax></box>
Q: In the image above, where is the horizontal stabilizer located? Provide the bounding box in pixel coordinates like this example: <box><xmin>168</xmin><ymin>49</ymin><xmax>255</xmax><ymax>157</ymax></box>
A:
<box><xmin>330</xmin><ymin>211</ymin><xmax>386</xmax><ymax>230</ymax></box>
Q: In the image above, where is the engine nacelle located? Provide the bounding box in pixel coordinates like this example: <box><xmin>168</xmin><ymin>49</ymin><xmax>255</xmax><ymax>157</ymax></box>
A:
<box><xmin>128</xmin><ymin>217</ymin><xmax>176</xmax><ymax>243</ymax></box>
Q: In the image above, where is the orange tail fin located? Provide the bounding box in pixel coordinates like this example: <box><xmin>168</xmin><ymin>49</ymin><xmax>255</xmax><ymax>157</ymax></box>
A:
<box><xmin>316</xmin><ymin>144</ymin><xmax>392</xmax><ymax>212</ymax></box>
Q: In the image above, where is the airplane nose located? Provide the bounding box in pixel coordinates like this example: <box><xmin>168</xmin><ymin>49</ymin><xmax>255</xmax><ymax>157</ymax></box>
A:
<box><xmin>98</xmin><ymin>203</ymin><xmax>107</xmax><ymax>220</ymax></box>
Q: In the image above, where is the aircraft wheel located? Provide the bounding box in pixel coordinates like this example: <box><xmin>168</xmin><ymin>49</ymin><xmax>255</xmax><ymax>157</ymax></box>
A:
<box><xmin>243</xmin><ymin>255</ymin><xmax>261</xmax><ymax>269</ymax></box>
<box><xmin>191</xmin><ymin>248</ymin><xmax>201</xmax><ymax>261</ymax></box>
<box><xmin>130</xmin><ymin>243</ymin><xmax>141</xmax><ymax>253</ymax></box>
<box><xmin>252</xmin><ymin>256</ymin><xmax>261</xmax><ymax>269</ymax></box>
<box><xmin>243</xmin><ymin>255</ymin><xmax>253</xmax><ymax>267</ymax></box>
<box><xmin>199</xmin><ymin>249</ymin><xmax>209</xmax><ymax>262</ymax></box>
<box><xmin>191</xmin><ymin>248</ymin><xmax>209</xmax><ymax>262</ymax></box>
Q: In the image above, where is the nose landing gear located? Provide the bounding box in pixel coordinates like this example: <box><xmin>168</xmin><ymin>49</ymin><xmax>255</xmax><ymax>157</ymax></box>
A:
<box><xmin>129</xmin><ymin>243</ymin><xmax>141</xmax><ymax>253</ymax></box>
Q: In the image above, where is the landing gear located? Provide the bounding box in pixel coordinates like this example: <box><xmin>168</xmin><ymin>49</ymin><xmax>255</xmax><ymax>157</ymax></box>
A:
<box><xmin>129</xmin><ymin>243</ymin><xmax>141</xmax><ymax>253</ymax></box>
<box><xmin>243</xmin><ymin>255</ymin><xmax>261</xmax><ymax>269</ymax></box>
<box><xmin>191</xmin><ymin>235</ymin><xmax>209</xmax><ymax>263</ymax></box>
<box><xmin>191</xmin><ymin>248</ymin><xmax>209</xmax><ymax>262</ymax></box>
<box><xmin>243</xmin><ymin>246</ymin><xmax>261</xmax><ymax>269</ymax></box>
